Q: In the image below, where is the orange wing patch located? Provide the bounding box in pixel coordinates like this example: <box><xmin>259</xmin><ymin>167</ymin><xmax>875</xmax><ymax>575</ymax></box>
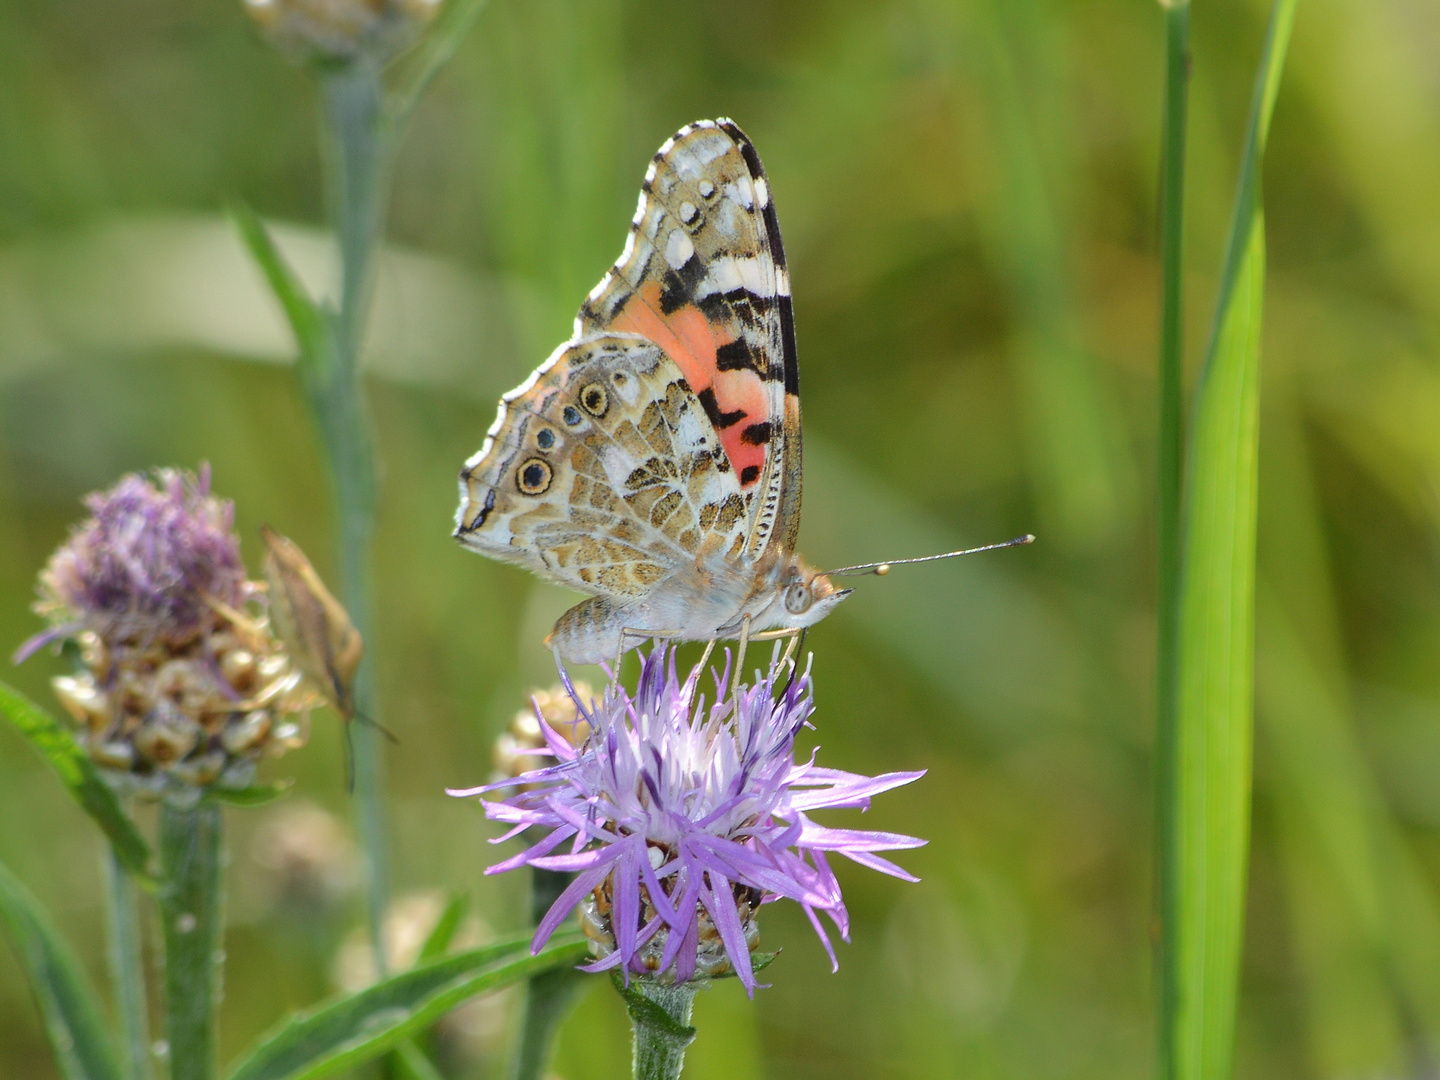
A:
<box><xmin>609</xmin><ymin>281</ymin><xmax>770</xmax><ymax>488</ymax></box>
<box><xmin>576</xmin><ymin>118</ymin><xmax>801</xmax><ymax>561</ymax></box>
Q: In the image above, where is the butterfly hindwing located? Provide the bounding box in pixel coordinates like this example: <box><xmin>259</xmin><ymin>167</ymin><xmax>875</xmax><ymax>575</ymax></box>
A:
<box><xmin>577</xmin><ymin>118</ymin><xmax>802</xmax><ymax>562</ymax></box>
<box><xmin>455</xmin><ymin>334</ymin><xmax>752</xmax><ymax>600</ymax></box>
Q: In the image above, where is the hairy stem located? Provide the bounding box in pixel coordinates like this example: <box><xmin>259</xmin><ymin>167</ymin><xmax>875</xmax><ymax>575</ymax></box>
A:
<box><xmin>159</xmin><ymin>801</ymin><xmax>223</xmax><ymax>1080</ymax></box>
<box><xmin>622</xmin><ymin>979</ymin><xmax>698</xmax><ymax>1080</ymax></box>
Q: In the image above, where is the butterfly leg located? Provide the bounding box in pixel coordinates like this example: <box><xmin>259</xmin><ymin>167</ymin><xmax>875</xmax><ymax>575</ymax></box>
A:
<box><xmin>616</xmin><ymin>626</ymin><xmax>687</xmax><ymax>675</ymax></box>
<box><xmin>696</xmin><ymin>638</ymin><xmax>717</xmax><ymax>674</ymax></box>
<box><xmin>780</xmin><ymin>628</ymin><xmax>807</xmax><ymax>695</ymax></box>
<box><xmin>731</xmin><ymin>615</ymin><xmax>753</xmax><ymax>699</ymax></box>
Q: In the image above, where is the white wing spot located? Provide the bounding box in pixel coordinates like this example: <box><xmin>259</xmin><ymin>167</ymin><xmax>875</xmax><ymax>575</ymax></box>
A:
<box><xmin>680</xmin><ymin>201</ymin><xmax>698</xmax><ymax>224</ymax></box>
<box><xmin>698</xmin><ymin>180</ymin><xmax>715</xmax><ymax>199</ymax></box>
<box><xmin>665</xmin><ymin>229</ymin><xmax>695</xmax><ymax>270</ymax></box>
<box><xmin>700</xmin><ymin>256</ymin><xmax>774</xmax><ymax>298</ymax></box>
<box><xmin>776</xmin><ymin>267</ymin><xmax>790</xmax><ymax>296</ymax></box>
<box><xmin>724</xmin><ymin>176</ymin><xmax>755</xmax><ymax>210</ymax></box>
<box><xmin>754</xmin><ymin>177</ymin><xmax>769</xmax><ymax>208</ymax></box>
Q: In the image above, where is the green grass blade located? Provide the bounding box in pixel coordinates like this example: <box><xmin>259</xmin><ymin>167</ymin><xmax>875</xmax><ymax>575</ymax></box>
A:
<box><xmin>224</xmin><ymin>933</ymin><xmax>587</xmax><ymax>1080</ymax></box>
<box><xmin>1153</xmin><ymin>4</ymin><xmax>1191</xmax><ymax>1067</ymax></box>
<box><xmin>0</xmin><ymin>680</ymin><xmax>155</xmax><ymax>887</ymax></box>
<box><xmin>0</xmin><ymin>857</ymin><xmax>124</xmax><ymax>1080</ymax></box>
<box><xmin>416</xmin><ymin>892</ymin><xmax>468</xmax><ymax>963</ymax></box>
<box><xmin>1164</xmin><ymin>2</ymin><xmax>1298</xmax><ymax>1078</ymax></box>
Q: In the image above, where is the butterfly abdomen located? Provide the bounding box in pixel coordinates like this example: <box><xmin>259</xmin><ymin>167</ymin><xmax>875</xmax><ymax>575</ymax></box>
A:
<box><xmin>547</xmin><ymin>596</ymin><xmax>625</xmax><ymax>667</ymax></box>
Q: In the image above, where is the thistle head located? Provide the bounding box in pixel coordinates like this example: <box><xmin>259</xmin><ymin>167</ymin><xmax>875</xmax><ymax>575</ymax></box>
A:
<box><xmin>18</xmin><ymin>468</ymin><xmax>326</xmax><ymax>800</ymax></box>
<box><xmin>34</xmin><ymin>466</ymin><xmax>247</xmax><ymax>650</ymax></box>
<box><xmin>451</xmin><ymin>644</ymin><xmax>925</xmax><ymax>994</ymax></box>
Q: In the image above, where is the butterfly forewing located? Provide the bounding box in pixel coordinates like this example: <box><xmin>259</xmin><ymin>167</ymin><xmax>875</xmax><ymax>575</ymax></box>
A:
<box><xmin>576</xmin><ymin>119</ymin><xmax>802</xmax><ymax>562</ymax></box>
<box><xmin>455</xmin><ymin>334</ymin><xmax>753</xmax><ymax>598</ymax></box>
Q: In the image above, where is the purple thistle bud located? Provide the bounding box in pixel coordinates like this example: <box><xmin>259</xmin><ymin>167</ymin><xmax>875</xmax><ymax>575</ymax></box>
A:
<box><xmin>17</xmin><ymin>467</ymin><xmax>323</xmax><ymax>797</ymax></box>
<box><xmin>28</xmin><ymin>465</ymin><xmax>247</xmax><ymax>652</ymax></box>
<box><xmin>449</xmin><ymin>645</ymin><xmax>926</xmax><ymax>995</ymax></box>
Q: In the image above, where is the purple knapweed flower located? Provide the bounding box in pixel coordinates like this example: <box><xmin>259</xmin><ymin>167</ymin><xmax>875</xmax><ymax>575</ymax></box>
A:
<box><xmin>448</xmin><ymin>645</ymin><xmax>926</xmax><ymax>994</ymax></box>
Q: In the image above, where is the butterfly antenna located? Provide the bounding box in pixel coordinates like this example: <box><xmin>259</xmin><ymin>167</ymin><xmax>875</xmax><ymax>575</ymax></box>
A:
<box><xmin>343</xmin><ymin>724</ymin><xmax>356</xmax><ymax>795</ymax></box>
<box><xmin>825</xmin><ymin>534</ymin><xmax>1035</xmax><ymax>578</ymax></box>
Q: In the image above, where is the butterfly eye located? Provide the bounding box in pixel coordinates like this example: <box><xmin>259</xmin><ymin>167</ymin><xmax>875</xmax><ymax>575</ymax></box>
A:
<box><xmin>580</xmin><ymin>384</ymin><xmax>609</xmax><ymax>417</ymax></box>
<box><xmin>516</xmin><ymin>458</ymin><xmax>553</xmax><ymax>496</ymax></box>
<box><xmin>536</xmin><ymin>428</ymin><xmax>556</xmax><ymax>450</ymax></box>
<box><xmin>784</xmin><ymin>582</ymin><xmax>812</xmax><ymax>615</ymax></box>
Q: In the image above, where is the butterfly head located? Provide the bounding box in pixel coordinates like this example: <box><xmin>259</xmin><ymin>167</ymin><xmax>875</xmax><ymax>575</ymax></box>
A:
<box><xmin>776</xmin><ymin>559</ymin><xmax>852</xmax><ymax>629</ymax></box>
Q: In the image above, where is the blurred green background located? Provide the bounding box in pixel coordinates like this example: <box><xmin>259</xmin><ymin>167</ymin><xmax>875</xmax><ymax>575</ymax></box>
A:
<box><xmin>4</xmin><ymin>0</ymin><xmax>1440</xmax><ymax>1077</ymax></box>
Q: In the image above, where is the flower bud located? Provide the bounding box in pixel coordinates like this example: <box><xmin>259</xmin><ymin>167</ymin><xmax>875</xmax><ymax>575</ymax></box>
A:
<box><xmin>491</xmin><ymin>681</ymin><xmax>594</xmax><ymax>783</ymax></box>
<box><xmin>244</xmin><ymin>0</ymin><xmax>441</xmax><ymax>66</ymax></box>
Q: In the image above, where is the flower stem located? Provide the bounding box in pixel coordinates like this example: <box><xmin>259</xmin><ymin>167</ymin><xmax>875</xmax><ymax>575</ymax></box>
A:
<box><xmin>159</xmin><ymin>801</ymin><xmax>223</xmax><ymax>1080</ymax></box>
<box><xmin>104</xmin><ymin>842</ymin><xmax>152</xmax><ymax>1080</ymax></box>
<box><xmin>617</xmin><ymin>977</ymin><xmax>698</xmax><ymax>1080</ymax></box>
<box><xmin>318</xmin><ymin>58</ymin><xmax>391</xmax><ymax>975</ymax></box>
<box><xmin>509</xmin><ymin>868</ymin><xmax>584</xmax><ymax>1080</ymax></box>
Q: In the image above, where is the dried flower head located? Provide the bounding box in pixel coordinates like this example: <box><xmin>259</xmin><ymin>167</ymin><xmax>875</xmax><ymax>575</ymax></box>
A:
<box><xmin>450</xmin><ymin>645</ymin><xmax>926</xmax><ymax>994</ymax></box>
<box><xmin>18</xmin><ymin>468</ymin><xmax>324</xmax><ymax>799</ymax></box>
<box><xmin>244</xmin><ymin>0</ymin><xmax>440</xmax><ymax>65</ymax></box>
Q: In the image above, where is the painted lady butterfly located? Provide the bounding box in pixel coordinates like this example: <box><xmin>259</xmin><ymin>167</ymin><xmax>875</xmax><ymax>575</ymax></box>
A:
<box><xmin>454</xmin><ymin>119</ymin><xmax>848</xmax><ymax>666</ymax></box>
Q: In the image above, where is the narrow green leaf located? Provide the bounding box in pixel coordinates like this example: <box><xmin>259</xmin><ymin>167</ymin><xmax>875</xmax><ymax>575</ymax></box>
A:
<box><xmin>1162</xmin><ymin>3</ymin><xmax>1298</xmax><ymax>1079</ymax></box>
<box><xmin>416</xmin><ymin>892</ymin><xmax>467</xmax><ymax>963</ymax></box>
<box><xmin>388</xmin><ymin>1042</ymin><xmax>445</xmax><ymax>1080</ymax></box>
<box><xmin>0</xmin><ymin>858</ymin><xmax>123</xmax><ymax>1080</ymax></box>
<box><xmin>229</xmin><ymin>202</ymin><xmax>334</xmax><ymax>388</ymax></box>
<box><xmin>610</xmin><ymin>977</ymin><xmax>696</xmax><ymax>1043</ymax></box>
<box><xmin>225</xmin><ymin>933</ymin><xmax>587</xmax><ymax>1080</ymax></box>
<box><xmin>0</xmin><ymin>680</ymin><xmax>155</xmax><ymax>886</ymax></box>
